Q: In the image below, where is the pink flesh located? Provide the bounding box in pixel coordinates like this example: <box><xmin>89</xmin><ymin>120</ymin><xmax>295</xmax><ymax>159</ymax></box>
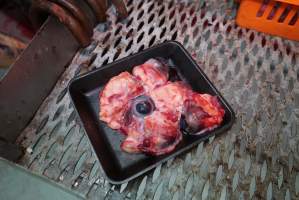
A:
<box><xmin>99</xmin><ymin>72</ymin><xmax>144</xmax><ymax>129</ymax></box>
<box><xmin>132</xmin><ymin>59</ymin><xmax>169</xmax><ymax>92</ymax></box>
<box><xmin>99</xmin><ymin>59</ymin><xmax>225</xmax><ymax>155</ymax></box>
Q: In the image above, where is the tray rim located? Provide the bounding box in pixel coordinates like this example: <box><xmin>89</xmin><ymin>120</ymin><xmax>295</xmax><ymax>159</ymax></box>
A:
<box><xmin>68</xmin><ymin>40</ymin><xmax>236</xmax><ymax>184</ymax></box>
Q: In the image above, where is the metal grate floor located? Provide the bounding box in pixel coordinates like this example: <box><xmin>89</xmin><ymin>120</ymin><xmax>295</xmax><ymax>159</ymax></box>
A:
<box><xmin>17</xmin><ymin>0</ymin><xmax>299</xmax><ymax>199</ymax></box>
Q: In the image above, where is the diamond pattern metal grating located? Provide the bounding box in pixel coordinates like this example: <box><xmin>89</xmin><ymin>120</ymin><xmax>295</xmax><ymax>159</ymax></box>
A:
<box><xmin>16</xmin><ymin>0</ymin><xmax>299</xmax><ymax>199</ymax></box>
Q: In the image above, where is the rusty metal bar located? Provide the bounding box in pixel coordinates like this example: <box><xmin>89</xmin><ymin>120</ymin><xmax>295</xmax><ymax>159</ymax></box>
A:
<box><xmin>31</xmin><ymin>0</ymin><xmax>90</xmax><ymax>46</ymax></box>
<box><xmin>86</xmin><ymin>0</ymin><xmax>107</xmax><ymax>22</ymax></box>
<box><xmin>49</xmin><ymin>0</ymin><xmax>93</xmax><ymax>36</ymax></box>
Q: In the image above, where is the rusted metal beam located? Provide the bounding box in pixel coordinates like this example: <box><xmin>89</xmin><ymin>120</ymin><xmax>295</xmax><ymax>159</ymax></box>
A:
<box><xmin>0</xmin><ymin>17</ymin><xmax>79</xmax><ymax>142</ymax></box>
<box><xmin>86</xmin><ymin>0</ymin><xmax>107</xmax><ymax>22</ymax></box>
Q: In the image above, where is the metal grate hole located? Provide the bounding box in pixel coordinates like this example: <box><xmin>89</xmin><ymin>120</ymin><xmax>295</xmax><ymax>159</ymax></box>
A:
<box><xmin>114</xmin><ymin>26</ymin><xmax>122</xmax><ymax>36</ymax></box>
<box><xmin>203</xmin><ymin>19</ymin><xmax>210</xmax><ymax>30</ymax></box>
<box><xmin>128</xmin><ymin>7</ymin><xmax>134</xmax><ymax>16</ymax></box>
<box><xmin>191</xmin><ymin>16</ymin><xmax>197</xmax><ymax>27</ymax></box>
<box><xmin>226</xmin><ymin>25</ymin><xmax>232</xmax><ymax>34</ymax></box>
<box><xmin>190</xmin><ymin>6</ymin><xmax>196</xmax><ymax>16</ymax></box>
<box><xmin>159</xmin><ymin>5</ymin><xmax>165</xmax><ymax>16</ymax></box>
<box><xmin>270</xmin><ymin>62</ymin><xmax>275</xmax><ymax>72</ymax></box>
<box><xmin>138</xmin><ymin>45</ymin><xmax>145</xmax><ymax>52</ymax></box>
<box><xmin>278</xmin><ymin>5</ymin><xmax>292</xmax><ymax>23</ymax></box>
<box><xmin>159</xmin><ymin>16</ymin><xmax>166</xmax><ymax>27</ymax></box>
<box><xmin>183</xmin><ymin>35</ymin><xmax>189</xmax><ymax>45</ymax></box>
<box><xmin>223</xmin><ymin>17</ymin><xmax>227</xmax><ymax>25</ymax></box>
<box><xmin>147</xmin><ymin>2</ymin><xmax>155</xmax><ymax>13</ymax></box>
<box><xmin>171</xmin><ymin>31</ymin><xmax>178</xmax><ymax>40</ymax></box>
<box><xmin>289</xmin><ymin>10</ymin><xmax>299</xmax><ymax>25</ymax></box>
<box><xmin>149</xmin><ymin>35</ymin><xmax>156</xmax><ymax>47</ymax></box>
<box><xmin>201</xmin><ymin>1</ymin><xmax>206</xmax><ymax>9</ymax></box>
<box><xmin>56</xmin><ymin>88</ymin><xmax>67</xmax><ymax>104</ymax></box>
<box><xmin>127</xmin><ymin>0</ymin><xmax>133</xmax><ymax>7</ymax></box>
<box><xmin>114</xmin><ymin>37</ymin><xmax>122</xmax><ymax>48</ymax></box>
<box><xmin>137</xmin><ymin>32</ymin><xmax>144</xmax><ymax>43</ymax></box>
<box><xmin>168</xmin><ymin>0</ymin><xmax>174</xmax><ymax>9</ymax></box>
<box><xmin>148</xmin><ymin>26</ymin><xmax>154</xmax><ymax>35</ymax></box>
<box><xmin>256</xmin><ymin>0</ymin><xmax>270</xmax><ymax>17</ymax></box>
<box><xmin>160</xmin><ymin>27</ymin><xmax>167</xmax><ymax>38</ymax></box>
<box><xmin>137</xmin><ymin>10</ymin><xmax>145</xmax><ymax>20</ymax></box>
<box><xmin>195</xmin><ymin>36</ymin><xmax>201</xmax><ymax>47</ymax></box>
<box><xmin>101</xmin><ymin>45</ymin><xmax>110</xmax><ymax>57</ymax></box>
<box><xmin>180</xmin><ymin>13</ymin><xmax>186</xmax><ymax>23</ymax></box>
<box><xmin>273</xmin><ymin>40</ymin><xmax>278</xmax><ymax>51</ymax></box>
<box><xmin>193</xmin><ymin>26</ymin><xmax>199</xmax><ymax>37</ymax></box>
<box><xmin>237</xmin><ymin>29</ymin><xmax>242</xmax><ymax>38</ymax></box>
<box><xmin>126</xmin><ymin>28</ymin><xmax>133</xmax><ymax>39</ymax></box>
<box><xmin>181</xmin><ymin>24</ymin><xmax>187</xmax><ymax>34</ymax></box>
<box><xmin>137</xmin><ymin>1</ymin><xmax>143</xmax><ymax>10</ymax></box>
<box><xmin>53</xmin><ymin>105</ymin><xmax>64</xmax><ymax>121</ymax></box>
<box><xmin>261</xmin><ymin>36</ymin><xmax>266</xmax><ymax>47</ymax></box>
<box><xmin>137</xmin><ymin>21</ymin><xmax>144</xmax><ymax>31</ymax></box>
<box><xmin>80</xmin><ymin>40</ymin><xmax>98</xmax><ymax>55</ymax></box>
<box><xmin>113</xmin><ymin>50</ymin><xmax>121</xmax><ymax>61</ymax></box>
<box><xmin>179</xmin><ymin>3</ymin><xmax>185</xmax><ymax>13</ymax></box>
<box><xmin>102</xmin><ymin>33</ymin><xmax>111</xmax><ymax>45</ymax></box>
<box><xmin>125</xmin><ymin>40</ymin><xmax>133</xmax><ymax>52</ymax></box>
<box><xmin>169</xmin><ymin>8</ymin><xmax>176</xmax><ymax>19</ymax></box>
<box><xmin>74</xmin><ymin>66</ymin><xmax>81</xmax><ymax>77</ymax></box>
<box><xmin>170</xmin><ymin>20</ymin><xmax>176</xmax><ymax>31</ymax></box>
<box><xmin>267</xmin><ymin>2</ymin><xmax>281</xmax><ymax>20</ymax></box>
<box><xmin>249</xmin><ymin>32</ymin><xmax>255</xmax><ymax>43</ymax></box>
<box><xmin>212</xmin><ymin>12</ymin><xmax>217</xmax><ymax>22</ymax></box>
<box><xmin>102</xmin><ymin>58</ymin><xmax>109</xmax><ymax>66</ymax></box>
<box><xmin>148</xmin><ymin>13</ymin><xmax>155</xmax><ymax>23</ymax></box>
<box><xmin>286</xmin><ymin>45</ymin><xmax>291</xmax><ymax>55</ymax></box>
<box><xmin>292</xmin><ymin>53</ymin><xmax>297</xmax><ymax>65</ymax></box>
<box><xmin>278</xmin><ymin>51</ymin><xmax>283</xmax><ymax>63</ymax></box>
<box><xmin>126</xmin><ymin>17</ymin><xmax>134</xmax><ymax>28</ymax></box>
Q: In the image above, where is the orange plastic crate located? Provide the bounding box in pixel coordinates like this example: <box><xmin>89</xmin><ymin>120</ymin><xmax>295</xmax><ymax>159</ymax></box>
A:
<box><xmin>236</xmin><ymin>0</ymin><xmax>299</xmax><ymax>41</ymax></box>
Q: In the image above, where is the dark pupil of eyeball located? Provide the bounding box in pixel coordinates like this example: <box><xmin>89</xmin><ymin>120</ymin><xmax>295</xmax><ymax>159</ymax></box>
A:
<box><xmin>136</xmin><ymin>101</ymin><xmax>152</xmax><ymax>115</ymax></box>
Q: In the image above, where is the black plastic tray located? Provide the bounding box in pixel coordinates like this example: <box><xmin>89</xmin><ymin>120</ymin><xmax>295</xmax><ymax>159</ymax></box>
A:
<box><xmin>68</xmin><ymin>41</ymin><xmax>235</xmax><ymax>184</ymax></box>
